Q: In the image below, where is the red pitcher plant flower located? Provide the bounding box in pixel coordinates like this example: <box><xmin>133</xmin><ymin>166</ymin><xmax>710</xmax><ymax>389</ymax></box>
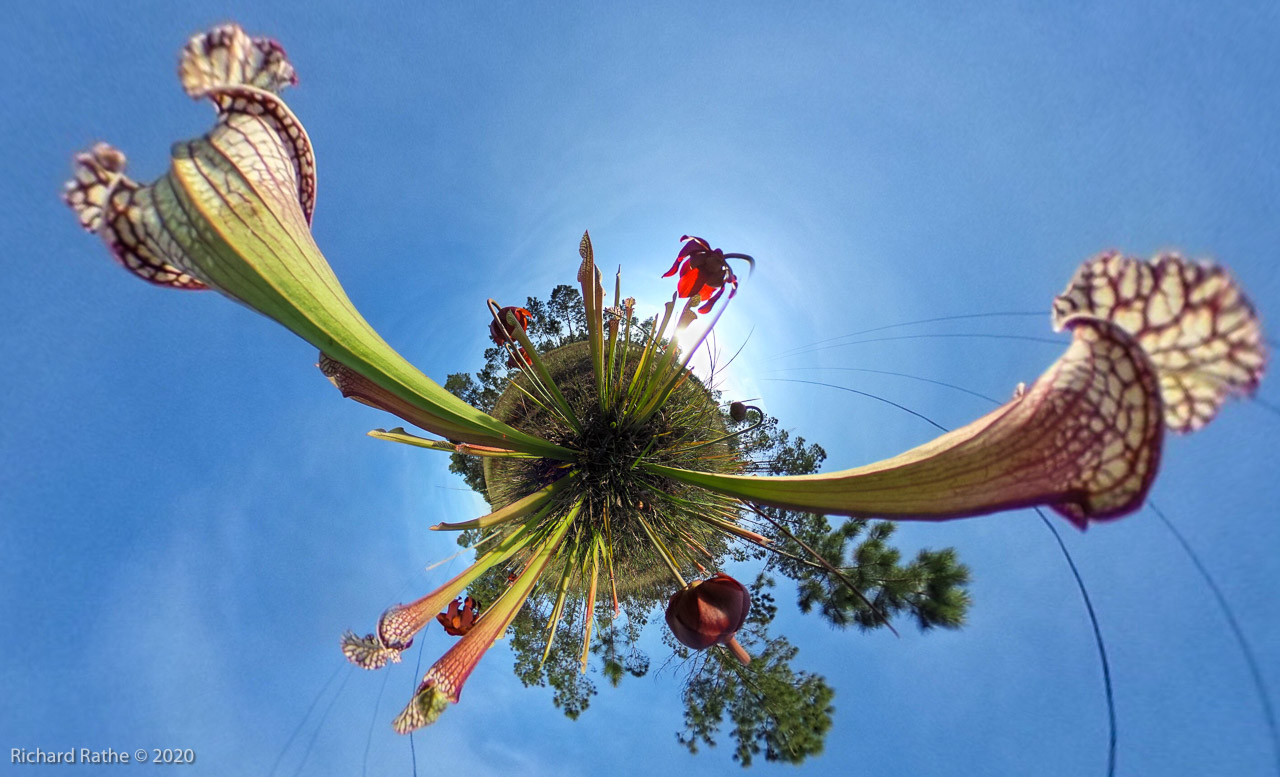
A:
<box><xmin>66</xmin><ymin>22</ymin><xmax>1266</xmax><ymax>740</ymax></box>
<box><xmin>663</xmin><ymin>235</ymin><xmax>756</xmax><ymax>314</ymax></box>
<box><xmin>490</xmin><ymin>304</ymin><xmax>534</xmax><ymax>367</ymax></box>
<box><xmin>436</xmin><ymin>596</ymin><xmax>481</xmax><ymax>636</ymax></box>
<box><xmin>489</xmin><ymin>305</ymin><xmax>532</xmax><ymax>346</ymax></box>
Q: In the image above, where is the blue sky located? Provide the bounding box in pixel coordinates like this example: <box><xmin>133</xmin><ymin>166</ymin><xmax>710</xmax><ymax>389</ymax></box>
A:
<box><xmin>3</xmin><ymin>2</ymin><xmax>1278</xmax><ymax>775</ymax></box>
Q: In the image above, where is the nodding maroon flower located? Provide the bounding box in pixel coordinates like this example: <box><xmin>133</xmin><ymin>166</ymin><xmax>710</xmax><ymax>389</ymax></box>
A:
<box><xmin>436</xmin><ymin>596</ymin><xmax>480</xmax><ymax>637</ymax></box>
<box><xmin>665</xmin><ymin>572</ymin><xmax>752</xmax><ymax>665</ymax></box>
<box><xmin>662</xmin><ymin>236</ymin><xmax>753</xmax><ymax>314</ymax></box>
<box><xmin>490</xmin><ymin>306</ymin><xmax>532</xmax><ymax>346</ymax></box>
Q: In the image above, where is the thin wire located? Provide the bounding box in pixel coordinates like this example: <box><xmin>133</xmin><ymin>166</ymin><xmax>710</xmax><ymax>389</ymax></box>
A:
<box><xmin>362</xmin><ymin>664</ymin><xmax>393</xmax><ymax>777</ymax></box>
<box><xmin>401</xmin><ymin>536</ymin><xmax>477</xmax><ymax>775</ymax></box>
<box><xmin>291</xmin><ymin>666</ymin><xmax>353</xmax><ymax>777</ymax></box>
<box><xmin>776</xmin><ymin>332</ymin><xmax>1064</xmax><ymax>361</ymax></box>
<box><xmin>268</xmin><ymin>660</ymin><xmax>346</xmax><ymax>777</ymax></box>
<box><xmin>769</xmin><ymin>311</ymin><xmax>1044</xmax><ymax>358</ymax></box>
<box><xmin>718</xmin><ymin>326</ymin><xmax>755</xmax><ymax>376</ymax></box>
<box><xmin>788</xmin><ymin>357</ymin><xmax>1273</xmax><ymax>771</ymax></box>
<box><xmin>766</xmin><ymin>365</ymin><xmax>1002</xmax><ymax>406</ymax></box>
<box><xmin>409</xmin><ymin>637</ymin><xmax>425</xmax><ymax>777</ymax></box>
<box><xmin>762</xmin><ymin>377</ymin><xmax>948</xmax><ymax>432</ymax></box>
<box><xmin>1148</xmin><ymin>500</ymin><xmax>1280</xmax><ymax>776</ymax></box>
<box><xmin>1254</xmin><ymin>394</ymin><xmax>1280</xmax><ymax>420</ymax></box>
<box><xmin>787</xmin><ymin>371</ymin><xmax>1116</xmax><ymax>774</ymax></box>
<box><xmin>1035</xmin><ymin>507</ymin><xmax>1118</xmax><ymax>777</ymax></box>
